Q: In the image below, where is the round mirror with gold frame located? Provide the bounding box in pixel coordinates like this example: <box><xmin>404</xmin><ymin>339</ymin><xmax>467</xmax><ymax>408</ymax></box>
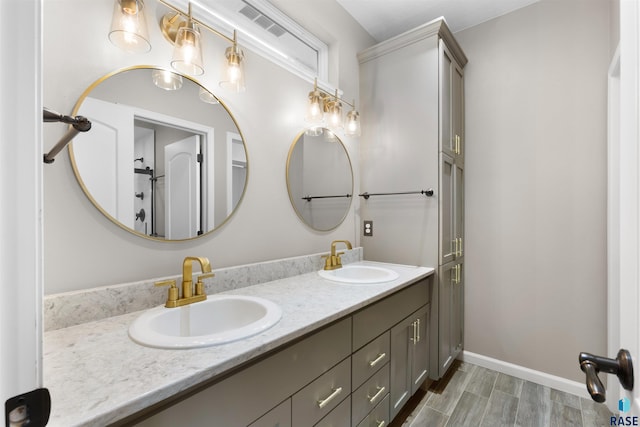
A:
<box><xmin>286</xmin><ymin>128</ymin><xmax>353</xmax><ymax>231</ymax></box>
<box><xmin>69</xmin><ymin>66</ymin><xmax>248</xmax><ymax>241</ymax></box>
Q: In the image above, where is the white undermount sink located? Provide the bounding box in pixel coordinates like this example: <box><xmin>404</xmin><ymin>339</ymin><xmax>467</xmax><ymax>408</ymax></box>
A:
<box><xmin>318</xmin><ymin>264</ymin><xmax>400</xmax><ymax>284</ymax></box>
<box><xmin>129</xmin><ymin>295</ymin><xmax>282</xmax><ymax>349</ymax></box>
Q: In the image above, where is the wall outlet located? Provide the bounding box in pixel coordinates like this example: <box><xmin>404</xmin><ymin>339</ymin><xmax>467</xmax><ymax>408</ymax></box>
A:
<box><xmin>364</xmin><ymin>220</ymin><xmax>373</xmax><ymax>236</ymax></box>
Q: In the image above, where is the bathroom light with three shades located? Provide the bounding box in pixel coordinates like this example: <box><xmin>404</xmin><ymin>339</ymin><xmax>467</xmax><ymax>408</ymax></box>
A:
<box><xmin>108</xmin><ymin>0</ymin><xmax>245</xmax><ymax>93</ymax></box>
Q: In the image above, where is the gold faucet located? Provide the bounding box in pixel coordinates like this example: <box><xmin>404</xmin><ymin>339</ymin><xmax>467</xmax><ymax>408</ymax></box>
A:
<box><xmin>322</xmin><ymin>240</ymin><xmax>352</xmax><ymax>270</ymax></box>
<box><xmin>155</xmin><ymin>256</ymin><xmax>215</xmax><ymax>308</ymax></box>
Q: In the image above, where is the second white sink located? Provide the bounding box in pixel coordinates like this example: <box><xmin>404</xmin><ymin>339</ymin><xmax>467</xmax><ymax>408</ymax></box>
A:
<box><xmin>318</xmin><ymin>264</ymin><xmax>400</xmax><ymax>284</ymax></box>
<box><xmin>129</xmin><ymin>295</ymin><xmax>282</xmax><ymax>349</ymax></box>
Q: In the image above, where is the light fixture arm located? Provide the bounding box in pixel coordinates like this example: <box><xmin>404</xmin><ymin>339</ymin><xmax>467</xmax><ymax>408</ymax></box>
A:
<box><xmin>312</xmin><ymin>78</ymin><xmax>355</xmax><ymax>109</ymax></box>
<box><xmin>158</xmin><ymin>0</ymin><xmax>235</xmax><ymax>45</ymax></box>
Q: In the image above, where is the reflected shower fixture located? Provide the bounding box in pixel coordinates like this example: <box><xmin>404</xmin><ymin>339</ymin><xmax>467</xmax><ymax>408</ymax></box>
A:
<box><xmin>305</xmin><ymin>79</ymin><xmax>360</xmax><ymax>137</ymax></box>
<box><xmin>108</xmin><ymin>0</ymin><xmax>151</xmax><ymax>54</ymax></box>
<box><xmin>158</xmin><ymin>1</ymin><xmax>246</xmax><ymax>91</ymax></box>
<box><xmin>151</xmin><ymin>69</ymin><xmax>183</xmax><ymax>90</ymax></box>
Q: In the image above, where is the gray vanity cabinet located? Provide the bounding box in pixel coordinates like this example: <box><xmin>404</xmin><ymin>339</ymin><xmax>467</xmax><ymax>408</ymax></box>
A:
<box><xmin>134</xmin><ymin>278</ymin><xmax>433</xmax><ymax>427</ymax></box>
<box><xmin>389</xmin><ymin>304</ymin><xmax>430</xmax><ymax>420</ymax></box>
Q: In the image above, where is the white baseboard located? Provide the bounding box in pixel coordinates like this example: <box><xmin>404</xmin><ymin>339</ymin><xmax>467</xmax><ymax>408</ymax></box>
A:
<box><xmin>460</xmin><ymin>351</ymin><xmax>590</xmax><ymax>399</ymax></box>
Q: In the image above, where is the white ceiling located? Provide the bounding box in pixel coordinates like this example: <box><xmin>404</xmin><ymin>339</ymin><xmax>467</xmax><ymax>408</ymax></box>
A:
<box><xmin>335</xmin><ymin>0</ymin><xmax>540</xmax><ymax>41</ymax></box>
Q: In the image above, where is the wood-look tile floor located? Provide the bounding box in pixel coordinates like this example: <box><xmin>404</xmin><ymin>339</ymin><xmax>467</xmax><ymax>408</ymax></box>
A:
<box><xmin>395</xmin><ymin>361</ymin><xmax>614</xmax><ymax>427</ymax></box>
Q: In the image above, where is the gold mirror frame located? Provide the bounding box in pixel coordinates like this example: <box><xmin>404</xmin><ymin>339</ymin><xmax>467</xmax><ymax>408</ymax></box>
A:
<box><xmin>286</xmin><ymin>128</ymin><xmax>353</xmax><ymax>231</ymax></box>
<box><xmin>69</xmin><ymin>65</ymin><xmax>249</xmax><ymax>241</ymax></box>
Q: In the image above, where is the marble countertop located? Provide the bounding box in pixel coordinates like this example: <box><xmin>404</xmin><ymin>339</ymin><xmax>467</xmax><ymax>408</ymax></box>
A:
<box><xmin>44</xmin><ymin>261</ymin><xmax>434</xmax><ymax>426</ymax></box>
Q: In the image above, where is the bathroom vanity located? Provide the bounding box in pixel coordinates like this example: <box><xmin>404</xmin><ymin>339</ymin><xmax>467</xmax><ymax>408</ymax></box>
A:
<box><xmin>43</xmin><ymin>254</ymin><xmax>434</xmax><ymax>426</ymax></box>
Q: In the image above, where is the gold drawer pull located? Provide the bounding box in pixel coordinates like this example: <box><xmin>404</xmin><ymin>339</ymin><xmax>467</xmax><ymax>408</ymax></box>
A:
<box><xmin>376</xmin><ymin>421</ymin><xmax>386</xmax><ymax>427</ymax></box>
<box><xmin>369</xmin><ymin>352</ymin><xmax>387</xmax><ymax>367</ymax></box>
<box><xmin>317</xmin><ymin>386</ymin><xmax>343</xmax><ymax>409</ymax></box>
<box><xmin>367</xmin><ymin>386</ymin><xmax>386</xmax><ymax>404</ymax></box>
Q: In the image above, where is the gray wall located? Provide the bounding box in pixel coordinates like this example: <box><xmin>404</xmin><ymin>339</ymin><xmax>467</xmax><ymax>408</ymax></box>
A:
<box><xmin>43</xmin><ymin>0</ymin><xmax>374</xmax><ymax>293</ymax></box>
<box><xmin>456</xmin><ymin>0</ymin><xmax>610</xmax><ymax>382</ymax></box>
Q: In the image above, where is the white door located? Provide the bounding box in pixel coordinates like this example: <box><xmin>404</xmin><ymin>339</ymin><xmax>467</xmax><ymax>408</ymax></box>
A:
<box><xmin>73</xmin><ymin>97</ymin><xmax>135</xmax><ymax>228</ymax></box>
<box><xmin>608</xmin><ymin>0</ymin><xmax>640</xmax><ymax>417</ymax></box>
<box><xmin>165</xmin><ymin>135</ymin><xmax>201</xmax><ymax>239</ymax></box>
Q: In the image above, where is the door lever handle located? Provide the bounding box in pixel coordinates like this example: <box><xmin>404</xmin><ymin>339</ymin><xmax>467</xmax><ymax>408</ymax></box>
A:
<box><xmin>579</xmin><ymin>349</ymin><xmax>634</xmax><ymax>403</ymax></box>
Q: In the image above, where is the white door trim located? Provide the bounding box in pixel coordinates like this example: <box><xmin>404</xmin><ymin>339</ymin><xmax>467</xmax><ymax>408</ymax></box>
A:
<box><xmin>0</xmin><ymin>0</ymin><xmax>43</xmax><ymax>405</ymax></box>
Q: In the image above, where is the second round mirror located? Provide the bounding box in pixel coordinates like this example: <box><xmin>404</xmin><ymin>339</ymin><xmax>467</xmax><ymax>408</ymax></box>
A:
<box><xmin>286</xmin><ymin>128</ymin><xmax>353</xmax><ymax>231</ymax></box>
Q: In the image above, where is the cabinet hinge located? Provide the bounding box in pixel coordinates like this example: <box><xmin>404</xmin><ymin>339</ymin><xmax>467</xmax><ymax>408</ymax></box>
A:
<box><xmin>197</xmin><ymin>153</ymin><xmax>203</xmax><ymax>163</ymax></box>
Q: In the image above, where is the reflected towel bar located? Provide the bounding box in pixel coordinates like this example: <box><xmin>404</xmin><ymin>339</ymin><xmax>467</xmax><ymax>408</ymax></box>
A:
<box><xmin>302</xmin><ymin>194</ymin><xmax>352</xmax><ymax>202</ymax></box>
<box><xmin>43</xmin><ymin>107</ymin><xmax>92</xmax><ymax>164</ymax></box>
<box><xmin>359</xmin><ymin>189</ymin><xmax>434</xmax><ymax>199</ymax></box>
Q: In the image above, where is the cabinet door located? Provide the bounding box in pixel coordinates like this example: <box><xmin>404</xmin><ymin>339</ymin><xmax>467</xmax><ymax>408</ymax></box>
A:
<box><xmin>454</xmin><ymin>161</ymin><xmax>464</xmax><ymax>260</ymax></box>
<box><xmin>452</xmin><ymin>62</ymin><xmax>464</xmax><ymax>161</ymax></box>
<box><xmin>411</xmin><ymin>304</ymin><xmax>430</xmax><ymax>395</ymax></box>
<box><xmin>451</xmin><ymin>263</ymin><xmax>464</xmax><ymax>357</ymax></box>
<box><xmin>389</xmin><ymin>305</ymin><xmax>430</xmax><ymax>421</ymax></box>
<box><xmin>439</xmin><ymin>40</ymin><xmax>455</xmax><ymax>157</ymax></box>
<box><xmin>440</xmin><ymin>153</ymin><xmax>455</xmax><ymax>265</ymax></box>
<box><xmin>437</xmin><ymin>263</ymin><xmax>455</xmax><ymax>378</ymax></box>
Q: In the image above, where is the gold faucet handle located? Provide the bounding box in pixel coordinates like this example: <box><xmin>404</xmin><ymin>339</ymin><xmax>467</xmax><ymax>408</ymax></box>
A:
<box><xmin>155</xmin><ymin>279</ymin><xmax>178</xmax><ymax>305</ymax></box>
<box><xmin>321</xmin><ymin>254</ymin><xmax>332</xmax><ymax>270</ymax></box>
<box><xmin>195</xmin><ymin>273</ymin><xmax>214</xmax><ymax>296</ymax></box>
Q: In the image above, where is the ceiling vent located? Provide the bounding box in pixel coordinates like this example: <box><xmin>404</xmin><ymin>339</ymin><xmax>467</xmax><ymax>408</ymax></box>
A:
<box><xmin>239</xmin><ymin>1</ymin><xmax>286</xmax><ymax>38</ymax></box>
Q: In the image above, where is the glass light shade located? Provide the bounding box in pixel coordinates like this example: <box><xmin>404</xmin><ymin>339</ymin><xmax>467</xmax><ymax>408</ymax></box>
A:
<box><xmin>199</xmin><ymin>87</ymin><xmax>220</xmax><ymax>104</ymax></box>
<box><xmin>326</xmin><ymin>99</ymin><xmax>343</xmax><ymax>129</ymax></box>
<box><xmin>345</xmin><ymin>109</ymin><xmax>361</xmax><ymax>137</ymax></box>
<box><xmin>151</xmin><ymin>69</ymin><xmax>183</xmax><ymax>90</ymax></box>
<box><xmin>171</xmin><ymin>23</ymin><xmax>204</xmax><ymax>76</ymax></box>
<box><xmin>220</xmin><ymin>45</ymin><xmax>246</xmax><ymax>93</ymax></box>
<box><xmin>305</xmin><ymin>90</ymin><xmax>324</xmax><ymax>125</ymax></box>
<box><xmin>108</xmin><ymin>0</ymin><xmax>151</xmax><ymax>54</ymax></box>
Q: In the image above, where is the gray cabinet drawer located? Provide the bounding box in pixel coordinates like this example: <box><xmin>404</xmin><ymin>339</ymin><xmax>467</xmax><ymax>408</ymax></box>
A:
<box><xmin>313</xmin><ymin>395</ymin><xmax>351</xmax><ymax>427</ymax></box>
<box><xmin>352</xmin><ymin>363</ymin><xmax>389</xmax><ymax>426</ymax></box>
<box><xmin>352</xmin><ymin>332</ymin><xmax>390</xmax><ymax>390</ymax></box>
<box><xmin>352</xmin><ymin>279</ymin><xmax>430</xmax><ymax>351</ymax></box>
<box><xmin>248</xmin><ymin>399</ymin><xmax>291</xmax><ymax>427</ymax></box>
<box><xmin>356</xmin><ymin>394</ymin><xmax>389</xmax><ymax>427</ymax></box>
<box><xmin>292</xmin><ymin>357</ymin><xmax>351</xmax><ymax>426</ymax></box>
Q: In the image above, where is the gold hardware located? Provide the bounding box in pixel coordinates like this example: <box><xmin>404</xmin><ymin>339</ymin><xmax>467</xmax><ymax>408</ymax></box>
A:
<box><xmin>323</xmin><ymin>240</ymin><xmax>353</xmax><ymax>270</ymax></box>
<box><xmin>317</xmin><ymin>387</ymin><xmax>343</xmax><ymax>409</ymax></box>
<box><xmin>454</xmin><ymin>135</ymin><xmax>461</xmax><ymax>155</ymax></box>
<box><xmin>155</xmin><ymin>279</ymin><xmax>179</xmax><ymax>306</ymax></box>
<box><xmin>452</xmin><ymin>264</ymin><xmax>461</xmax><ymax>285</ymax></box>
<box><xmin>156</xmin><ymin>256</ymin><xmax>213</xmax><ymax>308</ymax></box>
<box><xmin>454</xmin><ymin>237</ymin><xmax>463</xmax><ymax>257</ymax></box>
<box><xmin>411</xmin><ymin>320</ymin><xmax>417</xmax><ymax>343</ymax></box>
<box><xmin>369</xmin><ymin>352</ymin><xmax>387</xmax><ymax>367</ymax></box>
<box><xmin>367</xmin><ymin>386</ymin><xmax>386</xmax><ymax>404</ymax></box>
<box><xmin>416</xmin><ymin>318</ymin><xmax>421</xmax><ymax>342</ymax></box>
<box><xmin>375</xmin><ymin>421</ymin><xmax>386</xmax><ymax>427</ymax></box>
<box><xmin>453</xmin><ymin>238</ymin><xmax>458</xmax><ymax>256</ymax></box>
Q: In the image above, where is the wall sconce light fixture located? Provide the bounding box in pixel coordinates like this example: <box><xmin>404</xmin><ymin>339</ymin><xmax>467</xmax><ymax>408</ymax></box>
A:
<box><xmin>158</xmin><ymin>1</ymin><xmax>246</xmax><ymax>91</ymax></box>
<box><xmin>108</xmin><ymin>0</ymin><xmax>246</xmax><ymax>92</ymax></box>
<box><xmin>305</xmin><ymin>79</ymin><xmax>360</xmax><ymax>137</ymax></box>
<box><xmin>108</xmin><ymin>0</ymin><xmax>151</xmax><ymax>54</ymax></box>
